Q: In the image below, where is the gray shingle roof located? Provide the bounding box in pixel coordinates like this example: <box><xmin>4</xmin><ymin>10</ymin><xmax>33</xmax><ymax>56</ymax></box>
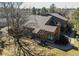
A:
<box><xmin>24</xmin><ymin>15</ymin><xmax>57</xmax><ymax>34</ymax></box>
<box><xmin>0</xmin><ymin>18</ymin><xmax>6</xmax><ymax>23</ymax></box>
<box><xmin>41</xmin><ymin>25</ymin><xmax>57</xmax><ymax>33</ymax></box>
<box><xmin>50</xmin><ymin>13</ymin><xmax>68</xmax><ymax>21</ymax></box>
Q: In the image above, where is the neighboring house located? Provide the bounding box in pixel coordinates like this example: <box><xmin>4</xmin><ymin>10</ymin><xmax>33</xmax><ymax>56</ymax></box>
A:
<box><xmin>0</xmin><ymin>18</ymin><xmax>7</xmax><ymax>28</ymax></box>
<box><xmin>24</xmin><ymin>13</ymin><xmax>69</xmax><ymax>41</ymax></box>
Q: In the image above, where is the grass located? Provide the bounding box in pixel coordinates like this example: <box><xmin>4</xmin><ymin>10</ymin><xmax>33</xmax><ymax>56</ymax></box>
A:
<box><xmin>1</xmin><ymin>34</ymin><xmax>79</xmax><ymax>56</ymax></box>
<box><xmin>0</xmin><ymin>28</ymin><xmax>79</xmax><ymax>56</ymax></box>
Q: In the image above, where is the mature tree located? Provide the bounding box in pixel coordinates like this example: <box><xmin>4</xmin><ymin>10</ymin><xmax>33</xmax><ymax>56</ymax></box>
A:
<box><xmin>49</xmin><ymin>3</ymin><xmax>56</xmax><ymax>13</ymax></box>
<box><xmin>74</xmin><ymin>8</ymin><xmax>79</xmax><ymax>20</ymax></box>
<box><xmin>41</xmin><ymin>7</ymin><xmax>48</xmax><ymax>15</ymax></box>
<box><xmin>0</xmin><ymin>2</ymin><xmax>34</xmax><ymax>56</ymax></box>
<box><xmin>37</xmin><ymin>9</ymin><xmax>41</xmax><ymax>15</ymax></box>
<box><xmin>32</xmin><ymin>7</ymin><xmax>36</xmax><ymax>15</ymax></box>
<box><xmin>72</xmin><ymin>8</ymin><xmax>79</xmax><ymax>31</ymax></box>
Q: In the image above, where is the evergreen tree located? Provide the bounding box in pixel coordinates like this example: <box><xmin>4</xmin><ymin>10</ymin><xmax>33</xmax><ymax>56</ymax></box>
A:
<box><xmin>37</xmin><ymin>9</ymin><xmax>40</xmax><ymax>15</ymax></box>
<box><xmin>50</xmin><ymin>4</ymin><xmax>56</xmax><ymax>13</ymax></box>
<box><xmin>41</xmin><ymin>7</ymin><xmax>48</xmax><ymax>15</ymax></box>
<box><xmin>32</xmin><ymin>7</ymin><xmax>36</xmax><ymax>15</ymax></box>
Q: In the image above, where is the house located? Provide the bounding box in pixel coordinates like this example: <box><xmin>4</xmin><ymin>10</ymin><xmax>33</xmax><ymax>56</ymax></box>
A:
<box><xmin>0</xmin><ymin>11</ymin><xmax>70</xmax><ymax>42</ymax></box>
<box><xmin>23</xmin><ymin>13</ymin><xmax>68</xmax><ymax>41</ymax></box>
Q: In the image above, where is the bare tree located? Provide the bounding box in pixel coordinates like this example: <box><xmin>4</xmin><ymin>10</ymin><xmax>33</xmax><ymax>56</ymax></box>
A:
<box><xmin>0</xmin><ymin>2</ymin><xmax>34</xmax><ymax>56</ymax></box>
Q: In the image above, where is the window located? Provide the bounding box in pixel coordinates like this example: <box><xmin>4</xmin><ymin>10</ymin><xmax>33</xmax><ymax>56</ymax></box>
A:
<box><xmin>48</xmin><ymin>34</ymin><xmax>54</xmax><ymax>40</ymax></box>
